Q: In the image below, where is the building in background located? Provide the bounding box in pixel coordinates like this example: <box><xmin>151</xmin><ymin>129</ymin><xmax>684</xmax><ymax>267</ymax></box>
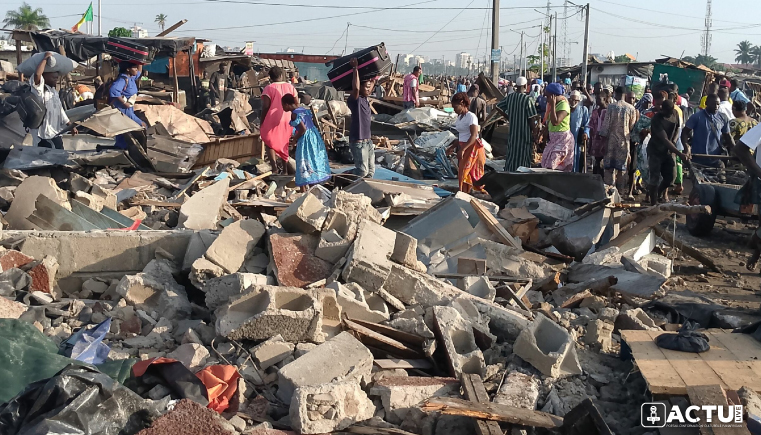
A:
<box><xmin>455</xmin><ymin>52</ymin><xmax>472</xmax><ymax>70</ymax></box>
<box><xmin>131</xmin><ymin>26</ymin><xmax>148</xmax><ymax>38</ymax></box>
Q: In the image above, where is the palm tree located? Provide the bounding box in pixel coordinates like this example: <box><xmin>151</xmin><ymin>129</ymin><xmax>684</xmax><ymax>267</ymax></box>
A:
<box><xmin>155</xmin><ymin>14</ymin><xmax>168</xmax><ymax>32</ymax></box>
<box><xmin>4</xmin><ymin>3</ymin><xmax>49</xmax><ymax>31</ymax></box>
<box><xmin>735</xmin><ymin>41</ymin><xmax>754</xmax><ymax>64</ymax></box>
<box><xmin>751</xmin><ymin>46</ymin><xmax>761</xmax><ymax>68</ymax></box>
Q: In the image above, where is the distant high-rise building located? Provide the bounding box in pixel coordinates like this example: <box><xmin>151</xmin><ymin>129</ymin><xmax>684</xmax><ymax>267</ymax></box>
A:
<box><xmin>131</xmin><ymin>26</ymin><xmax>148</xmax><ymax>38</ymax></box>
<box><xmin>455</xmin><ymin>52</ymin><xmax>472</xmax><ymax>69</ymax></box>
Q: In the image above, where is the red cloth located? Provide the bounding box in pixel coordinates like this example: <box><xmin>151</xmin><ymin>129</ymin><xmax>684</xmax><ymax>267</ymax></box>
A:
<box><xmin>260</xmin><ymin>81</ymin><xmax>298</xmax><ymax>161</ymax></box>
<box><xmin>196</xmin><ymin>365</ymin><xmax>241</xmax><ymax>413</ymax></box>
<box><xmin>132</xmin><ymin>357</ymin><xmax>177</xmax><ymax>376</ymax></box>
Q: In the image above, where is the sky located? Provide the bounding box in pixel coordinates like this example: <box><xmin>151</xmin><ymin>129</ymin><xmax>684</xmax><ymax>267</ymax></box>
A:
<box><xmin>13</xmin><ymin>0</ymin><xmax>761</xmax><ymax>65</ymax></box>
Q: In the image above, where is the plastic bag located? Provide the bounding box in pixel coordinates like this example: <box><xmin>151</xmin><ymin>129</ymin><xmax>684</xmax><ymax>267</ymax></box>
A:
<box><xmin>59</xmin><ymin>318</ymin><xmax>111</xmax><ymax>365</ymax></box>
<box><xmin>655</xmin><ymin>323</ymin><xmax>710</xmax><ymax>353</ymax></box>
<box><xmin>0</xmin><ymin>364</ymin><xmax>161</xmax><ymax>435</ymax></box>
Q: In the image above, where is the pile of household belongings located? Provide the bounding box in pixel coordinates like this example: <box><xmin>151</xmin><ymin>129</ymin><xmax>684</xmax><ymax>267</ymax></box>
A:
<box><xmin>0</xmin><ymin>155</ymin><xmax>758</xmax><ymax>435</ymax></box>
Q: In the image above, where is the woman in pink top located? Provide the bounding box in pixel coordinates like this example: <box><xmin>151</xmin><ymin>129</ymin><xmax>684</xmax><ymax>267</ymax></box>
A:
<box><xmin>260</xmin><ymin>66</ymin><xmax>298</xmax><ymax>173</ymax></box>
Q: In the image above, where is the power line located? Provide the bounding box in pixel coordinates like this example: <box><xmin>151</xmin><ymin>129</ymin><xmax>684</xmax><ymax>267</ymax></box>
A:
<box><xmin>201</xmin><ymin>0</ymin><xmax>566</xmax><ymax>9</ymax></box>
<box><xmin>407</xmin><ymin>0</ymin><xmax>477</xmax><ymax>53</ymax></box>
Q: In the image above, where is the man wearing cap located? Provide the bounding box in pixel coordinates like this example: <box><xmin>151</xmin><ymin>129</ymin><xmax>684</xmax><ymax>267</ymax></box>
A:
<box><xmin>568</xmin><ymin>90</ymin><xmax>590</xmax><ymax>172</ymax></box>
<box><xmin>497</xmin><ymin>76</ymin><xmax>539</xmax><ymax>171</ymax></box>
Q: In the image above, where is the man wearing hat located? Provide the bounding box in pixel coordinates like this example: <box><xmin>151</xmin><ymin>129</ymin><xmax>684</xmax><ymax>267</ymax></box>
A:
<box><xmin>497</xmin><ymin>76</ymin><xmax>538</xmax><ymax>171</ymax></box>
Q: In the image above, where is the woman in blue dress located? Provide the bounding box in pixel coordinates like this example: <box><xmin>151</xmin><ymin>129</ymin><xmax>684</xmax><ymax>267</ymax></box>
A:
<box><xmin>281</xmin><ymin>94</ymin><xmax>331</xmax><ymax>190</ymax></box>
<box><xmin>109</xmin><ymin>62</ymin><xmax>146</xmax><ymax>149</ymax></box>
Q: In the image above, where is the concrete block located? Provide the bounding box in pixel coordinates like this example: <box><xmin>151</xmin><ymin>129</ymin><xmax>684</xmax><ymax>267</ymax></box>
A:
<box><xmin>459</xmin><ymin>276</ymin><xmax>496</xmax><ymax>302</ymax></box>
<box><xmin>251</xmin><ymin>335</ymin><xmax>295</xmax><ymax>369</ymax></box>
<box><xmin>116</xmin><ymin>272</ymin><xmax>192</xmax><ymax>320</ymax></box>
<box><xmin>585</xmin><ymin>319</ymin><xmax>614</xmax><ymax>352</ymax></box>
<box><xmin>204</xmin><ymin>273</ymin><xmax>273</xmax><ymax>310</ymax></box>
<box><xmin>205</xmin><ymin>220</ymin><xmax>266</xmax><ymax>274</ymax></box>
<box><xmin>277</xmin><ymin>331</ymin><xmax>373</xmax><ymax>404</ymax></box>
<box><xmin>290</xmin><ymin>379</ymin><xmax>375</xmax><ymax>434</ymax></box>
<box><xmin>295</xmin><ymin>342</ymin><xmax>317</xmax><ymax>358</ymax></box>
<box><xmin>270</xmin><ymin>233</ymin><xmax>333</xmax><ymax>288</ymax></box>
<box><xmin>190</xmin><ymin>257</ymin><xmax>225</xmax><ymax>288</ymax></box>
<box><xmin>342</xmin><ymin>220</ymin><xmax>396</xmax><ymax>291</ymax></box>
<box><xmin>390</xmin><ymin>232</ymin><xmax>426</xmax><ymax>272</ymax></box>
<box><xmin>369</xmin><ymin>377</ymin><xmax>459</xmax><ymax>422</ymax></box>
<box><xmin>513</xmin><ymin>314</ymin><xmax>582</xmax><ymax>378</ymax></box>
<box><xmin>620</xmin><ymin>229</ymin><xmax>655</xmax><ymax>261</ymax></box>
<box><xmin>432</xmin><ymin>306</ymin><xmax>485</xmax><ymax>378</ymax></box>
<box><xmin>279</xmin><ymin>190</ymin><xmax>329</xmax><ymax>234</ymax></box>
<box><xmin>178</xmin><ymin>178</ymin><xmax>230</xmax><ymax>230</ymax></box>
<box><xmin>0</xmin><ymin>295</ymin><xmax>28</xmax><ymax>319</ymax></box>
<box><xmin>182</xmin><ymin>230</ymin><xmax>218</xmax><ymax>271</ymax></box>
<box><xmin>6</xmin><ymin>176</ymin><xmax>69</xmax><ymax>230</ymax></box>
<box><xmin>329</xmin><ymin>190</ymin><xmax>383</xmax><ymax>240</ymax></box>
<box><xmin>315</xmin><ymin>231</ymin><xmax>351</xmax><ymax>264</ymax></box>
<box><xmin>27</xmin><ymin>255</ymin><xmax>58</xmax><ymax>296</ymax></box>
<box><xmin>494</xmin><ymin>372</ymin><xmax>540</xmax><ymax>409</ymax></box>
<box><xmin>615</xmin><ymin>308</ymin><xmax>658</xmax><ymax>331</ymax></box>
<box><xmin>167</xmin><ymin>343</ymin><xmax>209</xmax><ymax>371</ymax></box>
<box><xmin>0</xmin><ymin>250</ymin><xmax>34</xmax><ymax>272</ymax></box>
<box><xmin>582</xmin><ymin>246</ymin><xmax>623</xmax><ymax>266</ymax></box>
<box><xmin>321</xmin><ymin>209</ymin><xmax>350</xmax><ymax>239</ymax></box>
<box><xmin>641</xmin><ymin>253</ymin><xmax>672</xmax><ymax>278</ymax></box>
<box><xmin>215</xmin><ymin>285</ymin><xmax>340</xmax><ymax>343</ymax></box>
<box><xmin>327</xmin><ymin>282</ymin><xmax>389</xmax><ymax>323</ymax></box>
<box><xmin>387</xmin><ymin>317</ymin><xmax>435</xmax><ymax>339</ymax></box>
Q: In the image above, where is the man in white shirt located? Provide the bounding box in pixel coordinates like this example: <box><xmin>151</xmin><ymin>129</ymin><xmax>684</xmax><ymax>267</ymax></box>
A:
<box><xmin>30</xmin><ymin>52</ymin><xmax>74</xmax><ymax>149</ymax></box>
<box><xmin>735</xmin><ymin>122</ymin><xmax>761</xmax><ymax>271</ymax></box>
<box><xmin>717</xmin><ymin>88</ymin><xmax>735</xmax><ymax>121</ymax></box>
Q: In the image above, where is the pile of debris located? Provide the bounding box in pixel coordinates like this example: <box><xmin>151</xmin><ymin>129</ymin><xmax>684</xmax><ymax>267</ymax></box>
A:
<box><xmin>1</xmin><ymin>153</ymin><xmax>761</xmax><ymax>435</ymax></box>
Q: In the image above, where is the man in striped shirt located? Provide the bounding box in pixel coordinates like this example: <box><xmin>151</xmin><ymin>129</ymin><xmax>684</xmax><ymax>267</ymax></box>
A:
<box><xmin>497</xmin><ymin>76</ymin><xmax>539</xmax><ymax>171</ymax></box>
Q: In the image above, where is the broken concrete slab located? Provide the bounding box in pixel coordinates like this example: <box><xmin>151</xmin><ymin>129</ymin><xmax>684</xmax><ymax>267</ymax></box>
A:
<box><xmin>342</xmin><ymin>220</ymin><xmax>397</xmax><ymax>291</ymax></box>
<box><xmin>314</xmin><ymin>231</ymin><xmax>351</xmax><ymax>264</ymax></box>
<box><xmin>459</xmin><ymin>276</ymin><xmax>496</xmax><ymax>302</ymax></box>
<box><xmin>116</xmin><ymin>272</ymin><xmax>192</xmax><ymax>320</ymax></box>
<box><xmin>584</xmin><ymin>319</ymin><xmax>614</xmax><ymax>352</ymax></box>
<box><xmin>182</xmin><ymin>230</ymin><xmax>218</xmax><ymax>271</ymax></box>
<box><xmin>513</xmin><ymin>314</ymin><xmax>582</xmax><ymax>378</ymax></box>
<box><xmin>615</xmin><ymin>308</ymin><xmax>659</xmax><ymax>331</ymax></box>
<box><xmin>0</xmin><ymin>295</ymin><xmax>28</xmax><ymax>319</ymax></box>
<box><xmin>204</xmin><ymin>273</ymin><xmax>273</xmax><ymax>310</ymax></box>
<box><xmin>279</xmin><ymin>190</ymin><xmax>329</xmax><ymax>234</ymax></box>
<box><xmin>205</xmin><ymin>220</ymin><xmax>266</xmax><ymax>274</ymax></box>
<box><xmin>215</xmin><ymin>285</ymin><xmax>339</xmax><ymax>343</ymax></box>
<box><xmin>641</xmin><ymin>253</ymin><xmax>672</xmax><ymax>278</ymax></box>
<box><xmin>582</xmin><ymin>247</ymin><xmax>623</xmax><ymax>267</ymax></box>
<box><xmin>167</xmin><ymin>343</ymin><xmax>209</xmax><ymax>372</ymax></box>
<box><xmin>290</xmin><ymin>379</ymin><xmax>375</xmax><ymax>434</ymax></box>
<box><xmin>549</xmin><ymin>208</ymin><xmax>611</xmax><ymax>260</ymax></box>
<box><xmin>270</xmin><ymin>233</ymin><xmax>333</xmax><ymax>288</ymax></box>
<box><xmin>0</xmin><ymin>250</ymin><xmax>34</xmax><ymax>272</ymax></box>
<box><xmin>619</xmin><ymin>229</ymin><xmax>655</xmax><ymax>261</ymax></box>
<box><xmin>329</xmin><ymin>190</ymin><xmax>383</xmax><ymax>239</ymax></box>
<box><xmin>567</xmin><ymin>263</ymin><xmax>666</xmax><ymax>300</ymax></box>
<box><xmin>369</xmin><ymin>377</ymin><xmax>460</xmax><ymax>423</ymax></box>
<box><xmin>178</xmin><ymin>178</ymin><xmax>230</xmax><ymax>230</ymax></box>
<box><xmin>6</xmin><ymin>176</ymin><xmax>70</xmax><ymax>231</ymax></box>
<box><xmin>251</xmin><ymin>335</ymin><xmax>295</xmax><ymax>369</ymax></box>
<box><xmin>432</xmin><ymin>306</ymin><xmax>485</xmax><ymax>378</ymax></box>
<box><xmin>27</xmin><ymin>255</ymin><xmax>58</xmax><ymax>296</ymax></box>
<box><xmin>508</xmin><ymin>197</ymin><xmax>573</xmax><ymax>225</ymax></box>
<box><xmin>494</xmin><ymin>371</ymin><xmax>540</xmax><ymax>409</ymax></box>
<box><xmin>277</xmin><ymin>331</ymin><xmax>373</xmax><ymax>404</ymax></box>
<box><xmin>390</xmin><ymin>232</ymin><xmax>426</xmax><ymax>273</ymax></box>
<box><xmin>327</xmin><ymin>282</ymin><xmax>389</xmax><ymax>323</ymax></box>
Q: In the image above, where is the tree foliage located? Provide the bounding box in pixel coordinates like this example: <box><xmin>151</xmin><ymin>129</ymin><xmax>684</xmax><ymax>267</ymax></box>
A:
<box><xmin>4</xmin><ymin>3</ymin><xmax>49</xmax><ymax>31</ymax></box>
<box><xmin>155</xmin><ymin>14</ymin><xmax>168</xmax><ymax>32</ymax></box>
<box><xmin>614</xmin><ymin>55</ymin><xmax>631</xmax><ymax>63</ymax></box>
<box><xmin>735</xmin><ymin>41</ymin><xmax>754</xmax><ymax>64</ymax></box>
<box><xmin>108</xmin><ymin>27</ymin><xmax>132</xmax><ymax>37</ymax></box>
<box><xmin>682</xmin><ymin>54</ymin><xmax>719</xmax><ymax>70</ymax></box>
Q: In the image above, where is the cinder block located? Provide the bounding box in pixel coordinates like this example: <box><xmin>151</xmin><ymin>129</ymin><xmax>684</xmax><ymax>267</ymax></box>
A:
<box><xmin>279</xmin><ymin>190</ymin><xmax>329</xmax><ymax>234</ymax></box>
<box><xmin>459</xmin><ymin>276</ymin><xmax>496</xmax><ymax>302</ymax></box>
<box><xmin>315</xmin><ymin>231</ymin><xmax>351</xmax><ymax>264</ymax></box>
<box><xmin>250</xmin><ymin>334</ymin><xmax>295</xmax><ymax>369</ymax></box>
<box><xmin>204</xmin><ymin>273</ymin><xmax>272</xmax><ymax>310</ymax></box>
<box><xmin>321</xmin><ymin>209</ymin><xmax>350</xmax><ymax>239</ymax></box>
<box><xmin>513</xmin><ymin>314</ymin><xmax>582</xmax><ymax>378</ymax></box>
<box><xmin>369</xmin><ymin>377</ymin><xmax>459</xmax><ymax>423</ymax></box>
<box><xmin>494</xmin><ymin>372</ymin><xmax>539</xmax><ymax>409</ymax></box>
<box><xmin>116</xmin><ymin>272</ymin><xmax>192</xmax><ymax>320</ymax></box>
<box><xmin>215</xmin><ymin>285</ymin><xmax>340</xmax><ymax>343</ymax></box>
<box><xmin>641</xmin><ymin>253</ymin><xmax>672</xmax><ymax>278</ymax></box>
<box><xmin>585</xmin><ymin>319</ymin><xmax>614</xmax><ymax>352</ymax></box>
<box><xmin>277</xmin><ymin>332</ymin><xmax>373</xmax><ymax>404</ymax></box>
<box><xmin>342</xmin><ymin>220</ymin><xmax>396</xmax><ymax>291</ymax></box>
<box><xmin>290</xmin><ymin>379</ymin><xmax>375</xmax><ymax>434</ymax></box>
<box><xmin>327</xmin><ymin>282</ymin><xmax>389</xmax><ymax>323</ymax></box>
<box><xmin>432</xmin><ymin>306</ymin><xmax>485</xmax><ymax>378</ymax></box>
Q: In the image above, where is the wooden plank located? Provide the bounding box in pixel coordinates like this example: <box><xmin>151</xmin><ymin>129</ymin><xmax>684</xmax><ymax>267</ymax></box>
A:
<box><xmin>346</xmin><ymin>317</ymin><xmax>426</xmax><ymax>346</ymax></box>
<box><xmin>602</xmin><ymin>211</ymin><xmax>670</xmax><ymax>249</ymax></box>
<box><xmin>645</xmin><ymin>330</ymin><xmax>727</xmax><ymax>391</ymax></box>
<box><xmin>344</xmin><ymin>318</ymin><xmax>423</xmax><ymax>358</ymax></box>
<box><xmin>422</xmin><ymin>397</ymin><xmax>563</xmax><ymax>429</ymax></box>
<box><xmin>29</xmin><ymin>194</ymin><xmax>100</xmax><ymax>231</ymax></box>
<box><xmin>69</xmin><ymin>200</ymin><xmax>125</xmax><ymax>229</ymax></box>
<box><xmin>696</xmin><ymin>332</ymin><xmax>761</xmax><ymax>392</ymax></box>
<box><xmin>461</xmin><ymin>374</ymin><xmax>503</xmax><ymax>435</ymax></box>
<box><xmin>229</xmin><ymin>171</ymin><xmax>272</xmax><ymax>192</ymax></box>
<box><xmin>653</xmin><ymin>225</ymin><xmax>721</xmax><ymax>272</ymax></box>
<box><xmin>100</xmin><ymin>207</ymin><xmax>151</xmax><ymax>230</ymax></box>
<box><xmin>173</xmin><ymin>167</ymin><xmax>209</xmax><ymax>199</ymax></box>
<box><xmin>130</xmin><ymin>199</ymin><xmax>182</xmax><ymax>207</ymax></box>
<box><xmin>374</xmin><ymin>359</ymin><xmax>433</xmax><ymax>370</ymax></box>
<box><xmin>620</xmin><ymin>330</ymin><xmax>688</xmax><ymax>395</ymax></box>
<box><xmin>687</xmin><ymin>385</ymin><xmax>750</xmax><ymax>435</ymax></box>
<box><xmin>469</xmin><ymin>198</ymin><xmax>522</xmax><ymax>249</ymax></box>
<box><xmin>706</xmin><ymin>332</ymin><xmax>761</xmax><ymax>383</ymax></box>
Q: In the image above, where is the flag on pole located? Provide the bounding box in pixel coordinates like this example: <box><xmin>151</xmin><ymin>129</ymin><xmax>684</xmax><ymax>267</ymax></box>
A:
<box><xmin>72</xmin><ymin>3</ymin><xmax>94</xmax><ymax>33</ymax></box>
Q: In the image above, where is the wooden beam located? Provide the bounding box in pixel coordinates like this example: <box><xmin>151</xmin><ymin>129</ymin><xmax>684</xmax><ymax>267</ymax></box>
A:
<box><xmin>461</xmin><ymin>374</ymin><xmax>503</xmax><ymax>435</ymax></box>
<box><xmin>470</xmin><ymin>198</ymin><xmax>522</xmax><ymax>250</ymax></box>
<box><xmin>653</xmin><ymin>225</ymin><xmax>721</xmax><ymax>272</ymax></box>
<box><xmin>374</xmin><ymin>359</ymin><xmax>433</xmax><ymax>370</ymax></box>
<box><xmin>172</xmin><ymin>55</ymin><xmax>180</xmax><ymax>105</ymax></box>
<box><xmin>156</xmin><ymin>19</ymin><xmax>188</xmax><ymax>37</ymax></box>
<box><xmin>422</xmin><ymin>397</ymin><xmax>563</xmax><ymax>429</ymax></box>
<box><xmin>344</xmin><ymin>318</ymin><xmax>423</xmax><ymax>358</ymax></box>
<box><xmin>229</xmin><ymin>171</ymin><xmax>272</xmax><ymax>192</ymax></box>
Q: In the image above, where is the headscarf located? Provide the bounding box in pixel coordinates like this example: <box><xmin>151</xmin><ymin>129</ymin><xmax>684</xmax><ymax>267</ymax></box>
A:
<box><xmin>546</xmin><ymin>82</ymin><xmax>565</xmax><ymax>96</ymax></box>
<box><xmin>635</xmin><ymin>92</ymin><xmax>653</xmax><ymax>113</ymax></box>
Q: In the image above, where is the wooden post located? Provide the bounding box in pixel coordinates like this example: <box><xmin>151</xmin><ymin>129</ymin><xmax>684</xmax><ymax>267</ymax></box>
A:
<box><xmin>172</xmin><ymin>55</ymin><xmax>180</xmax><ymax>106</ymax></box>
<box><xmin>15</xmin><ymin>39</ymin><xmax>22</xmax><ymax>71</ymax></box>
<box><xmin>156</xmin><ymin>19</ymin><xmax>188</xmax><ymax>37</ymax></box>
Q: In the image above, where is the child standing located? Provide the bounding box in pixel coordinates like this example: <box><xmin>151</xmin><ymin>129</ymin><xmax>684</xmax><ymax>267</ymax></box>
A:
<box><xmin>281</xmin><ymin>94</ymin><xmax>331</xmax><ymax>191</ymax></box>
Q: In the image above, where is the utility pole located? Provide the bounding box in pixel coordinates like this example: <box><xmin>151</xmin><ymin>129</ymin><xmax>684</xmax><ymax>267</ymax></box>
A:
<box><xmin>581</xmin><ymin>4</ymin><xmax>590</xmax><ymax>86</ymax></box>
<box><xmin>552</xmin><ymin>11</ymin><xmax>558</xmax><ymax>82</ymax></box>
<box><xmin>98</xmin><ymin>0</ymin><xmax>102</xmax><ymax>35</ymax></box>
<box><xmin>523</xmin><ymin>37</ymin><xmax>527</xmax><ymax>77</ymax></box>
<box><xmin>540</xmin><ymin>19</ymin><xmax>545</xmax><ymax>81</ymax></box>
<box><xmin>490</xmin><ymin>0</ymin><xmax>500</xmax><ymax>82</ymax></box>
<box><xmin>518</xmin><ymin>32</ymin><xmax>524</xmax><ymax>78</ymax></box>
